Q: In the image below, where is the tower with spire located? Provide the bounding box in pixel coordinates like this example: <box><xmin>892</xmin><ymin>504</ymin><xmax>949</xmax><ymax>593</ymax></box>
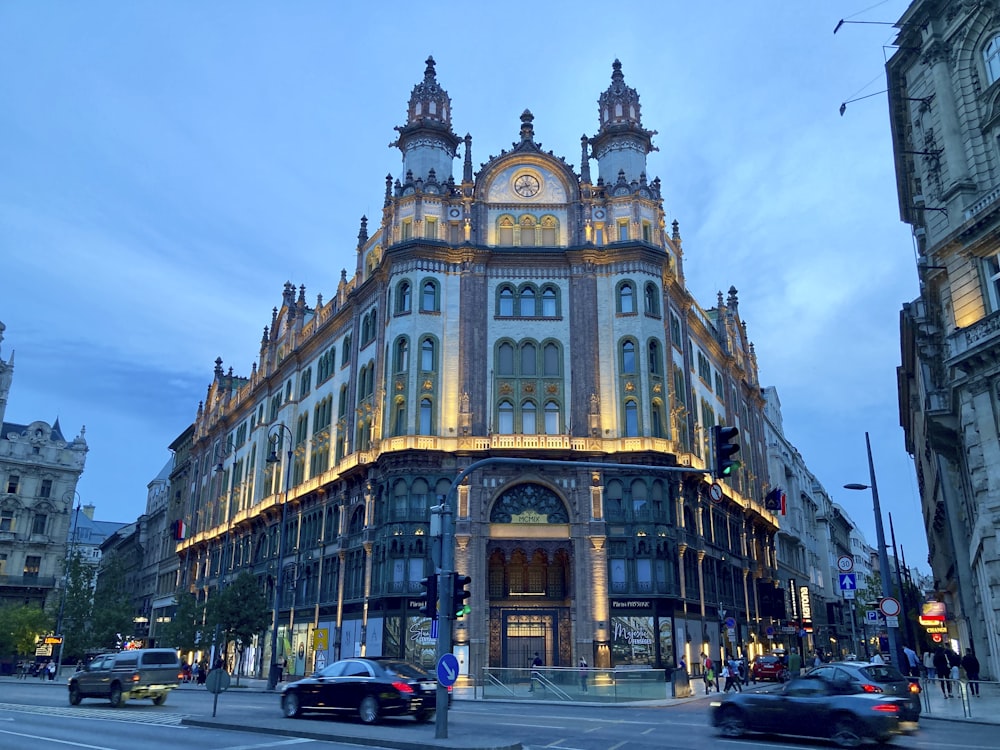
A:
<box><xmin>589</xmin><ymin>59</ymin><xmax>658</xmax><ymax>185</ymax></box>
<box><xmin>391</xmin><ymin>56</ymin><xmax>462</xmax><ymax>184</ymax></box>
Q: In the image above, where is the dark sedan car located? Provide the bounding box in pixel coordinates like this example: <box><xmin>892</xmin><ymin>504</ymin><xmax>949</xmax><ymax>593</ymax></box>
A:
<box><xmin>807</xmin><ymin>661</ymin><xmax>921</xmax><ymax>729</ymax></box>
<box><xmin>711</xmin><ymin>674</ymin><xmax>911</xmax><ymax>747</ymax></box>
<box><xmin>281</xmin><ymin>657</ymin><xmax>440</xmax><ymax>724</ymax></box>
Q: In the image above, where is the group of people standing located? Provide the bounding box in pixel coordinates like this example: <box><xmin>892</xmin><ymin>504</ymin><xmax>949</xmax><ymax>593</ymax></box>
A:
<box><xmin>698</xmin><ymin>652</ymin><xmax>748</xmax><ymax>694</ymax></box>
<box><xmin>924</xmin><ymin>645</ymin><xmax>981</xmax><ymax>698</ymax></box>
<box><xmin>14</xmin><ymin>659</ymin><xmax>57</xmax><ymax>680</ymax></box>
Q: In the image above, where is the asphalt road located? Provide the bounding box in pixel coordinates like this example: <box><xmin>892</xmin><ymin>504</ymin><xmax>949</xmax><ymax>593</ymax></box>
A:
<box><xmin>1</xmin><ymin>678</ymin><xmax>998</xmax><ymax>750</ymax></box>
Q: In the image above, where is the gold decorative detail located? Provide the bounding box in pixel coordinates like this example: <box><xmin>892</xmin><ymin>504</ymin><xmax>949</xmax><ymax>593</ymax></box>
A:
<box><xmin>510</xmin><ymin>510</ymin><xmax>548</xmax><ymax>524</ymax></box>
<box><xmin>523</xmin><ymin>383</ymin><xmax>535</xmax><ymax>394</ymax></box>
<box><xmin>546</xmin><ymin>384</ymin><xmax>558</xmax><ymax>394</ymax></box>
<box><xmin>422</xmin><ymin>380</ymin><xmax>433</xmax><ymax>391</ymax></box>
<box><xmin>625</xmin><ymin>381</ymin><xmax>635</xmax><ymax>392</ymax></box>
<box><xmin>395</xmin><ymin>379</ymin><xmax>405</xmax><ymax>391</ymax></box>
<box><xmin>500</xmin><ymin>382</ymin><xmax>513</xmax><ymax>395</ymax></box>
<box><xmin>652</xmin><ymin>383</ymin><xmax>662</xmax><ymax>394</ymax></box>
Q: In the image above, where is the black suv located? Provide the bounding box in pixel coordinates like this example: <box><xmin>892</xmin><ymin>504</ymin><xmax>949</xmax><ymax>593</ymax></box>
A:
<box><xmin>68</xmin><ymin>649</ymin><xmax>182</xmax><ymax>707</ymax></box>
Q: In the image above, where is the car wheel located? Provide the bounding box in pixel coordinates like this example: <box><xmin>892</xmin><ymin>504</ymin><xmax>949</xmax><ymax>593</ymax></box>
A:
<box><xmin>109</xmin><ymin>684</ymin><xmax>125</xmax><ymax>708</ymax></box>
<box><xmin>718</xmin><ymin>706</ymin><xmax>747</xmax><ymax>738</ymax></box>
<box><xmin>414</xmin><ymin>708</ymin><xmax>435</xmax><ymax>723</ymax></box>
<box><xmin>282</xmin><ymin>692</ymin><xmax>301</xmax><ymax>718</ymax></box>
<box><xmin>68</xmin><ymin>685</ymin><xmax>81</xmax><ymax>706</ymax></box>
<box><xmin>831</xmin><ymin>716</ymin><xmax>863</xmax><ymax>748</ymax></box>
<box><xmin>358</xmin><ymin>694</ymin><xmax>381</xmax><ymax>724</ymax></box>
<box><xmin>151</xmin><ymin>694</ymin><xmax>167</xmax><ymax>706</ymax></box>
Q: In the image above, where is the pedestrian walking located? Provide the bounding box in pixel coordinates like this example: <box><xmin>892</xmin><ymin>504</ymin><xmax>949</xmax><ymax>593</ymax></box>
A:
<box><xmin>961</xmin><ymin>648</ymin><xmax>981</xmax><ymax>697</ymax></box>
<box><xmin>47</xmin><ymin>659</ymin><xmax>57</xmax><ymax>681</ymax></box>
<box><xmin>728</xmin><ymin>659</ymin><xmax>743</xmax><ymax>692</ymax></box>
<box><xmin>923</xmin><ymin>650</ymin><xmax>935</xmax><ymax>679</ymax></box>
<box><xmin>947</xmin><ymin>647</ymin><xmax>961</xmax><ymax>694</ymax></box>
<box><xmin>578</xmin><ymin>657</ymin><xmax>588</xmax><ymax>692</ymax></box>
<box><xmin>932</xmin><ymin>646</ymin><xmax>951</xmax><ymax>697</ymax></box>
<box><xmin>788</xmin><ymin>647</ymin><xmax>802</xmax><ymax>676</ymax></box>
<box><xmin>870</xmin><ymin>652</ymin><xmax>884</xmax><ymax>664</ymax></box>
<box><xmin>528</xmin><ymin>652</ymin><xmax>543</xmax><ymax>693</ymax></box>
<box><xmin>902</xmin><ymin>645</ymin><xmax>920</xmax><ymax>678</ymax></box>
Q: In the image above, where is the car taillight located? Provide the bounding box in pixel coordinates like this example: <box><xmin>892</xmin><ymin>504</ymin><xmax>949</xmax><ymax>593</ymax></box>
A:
<box><xmin>392</xmin><ymin>681</ymin><xmax>414</xmax><ymax>694</ymax></box>
<box><xmin>861</xmin><ymin>684</ymin><xmax>883</xmax><ymax>693</ymax></box>
<box><xmin>908</xmin><ymin>682</ymin><xmax>921</xmax><ymax>694</ymax></box>
<box><xmin>872</xmin><ymin>703</ymin><xmax>899</xmax><ymax>713</ymax></box>
<box><xmin>130</xmin><ymin>672</ymin><xmax>141</xmax><ymax>683</ymax></box>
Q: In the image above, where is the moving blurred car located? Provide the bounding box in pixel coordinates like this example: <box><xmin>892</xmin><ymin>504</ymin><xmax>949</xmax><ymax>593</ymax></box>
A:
<box><xmin>751</xmin><ymin>654</ymin><xmax>790</xmax><ymax>682</ymax></box>
<box><xmin>807</xmin><ymin>660</ymin><xmax>921</xmax><ymax>728</ymax></box>
<box><xmin>68</xmin><ymin>648</ymin><xmax>182</xmax><ymax>707</ymax></box>
<box><xmin>710</xmin><ymin>674</ymin><xmax>911</xmax><ymax>747</ymax></box>
<box><xmin>281</xmin><ymin>657</ymin><xmax>440</xmax><ymax>724</ymax></box>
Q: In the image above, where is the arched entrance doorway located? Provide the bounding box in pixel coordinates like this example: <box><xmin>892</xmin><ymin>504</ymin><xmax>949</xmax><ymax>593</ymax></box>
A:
<box><xmin>485</xmin><ymin>482</ymin><xmax>574</xmax><ymax>668</ymax></box>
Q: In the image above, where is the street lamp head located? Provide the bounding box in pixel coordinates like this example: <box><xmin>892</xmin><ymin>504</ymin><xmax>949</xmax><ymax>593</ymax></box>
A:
<box><xmin>843</xmin><ymin>483</ymin><xmax>870</xmax><ymax>491</ymax></box>
<box><xmin>214</xmin><ymin>462</ymin><xmax>224</xmax><ymax>473</ymax></box>
<box><xmin>266</xmin><ymin>450</ymin><xmax>280</xmax><ymax>465</ymax></box>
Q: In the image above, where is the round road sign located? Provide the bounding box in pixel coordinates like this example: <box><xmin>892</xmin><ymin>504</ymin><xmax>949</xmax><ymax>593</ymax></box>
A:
<box><xmin>837</xmin><ymin>555</ymin><xmax>854</xmax><ymax>573</ymax></box>
<box><xmin>709</xmin><ymin>483</ymin><xmax>724</xmax><ymax>503</ymax></box>
<box><xmin>879</xmin><ymin>597</ymin><xmax>901</xmax><ymax>618</ymax></box>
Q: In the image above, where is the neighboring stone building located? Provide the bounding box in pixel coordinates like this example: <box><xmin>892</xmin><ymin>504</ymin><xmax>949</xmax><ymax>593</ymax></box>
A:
<box><xmin>0</xmin><ymin>321</ymin><xmax>88</xmax><ymax>610</ymax></box>
<box><xmin>889</xmin><ymin>1</ymin><xmax>1000</xmax><ymax>677</ymax></box>
<box><xmin>177</xmin><ymin>59</ymin><xmax>781</xmax><ymax>681</ymax></box>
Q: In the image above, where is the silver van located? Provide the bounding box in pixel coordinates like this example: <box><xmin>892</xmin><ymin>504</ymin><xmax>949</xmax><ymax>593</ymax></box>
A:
<box><xmin>68</xmin><ymin>648</ymin><xmax>182</xmax><ymax>706</ymax></box>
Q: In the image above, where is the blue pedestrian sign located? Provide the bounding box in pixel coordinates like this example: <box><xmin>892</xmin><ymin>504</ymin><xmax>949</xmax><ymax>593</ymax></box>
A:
<box><xmin>838</xmin><ymin>573</ymin><xmax>856</xmax><ymax>590</ymax></box>
<box><xmin>436</xmin><ymin>653</ymin><xmax>459</xmax><ymax>687</ymax></box>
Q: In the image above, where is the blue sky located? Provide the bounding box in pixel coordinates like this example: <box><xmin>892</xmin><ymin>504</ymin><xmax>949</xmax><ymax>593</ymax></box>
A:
<box><xmin>0</xmin><ymin>1</ymin><xmax>928</xmax><ymax>570</ymax></box>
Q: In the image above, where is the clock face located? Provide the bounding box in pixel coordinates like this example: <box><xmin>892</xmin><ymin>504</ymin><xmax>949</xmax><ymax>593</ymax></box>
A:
<box><xmin>513</xmin><ymin>173</ymin><xmax>541</xmax><ymax>198</ymax></box>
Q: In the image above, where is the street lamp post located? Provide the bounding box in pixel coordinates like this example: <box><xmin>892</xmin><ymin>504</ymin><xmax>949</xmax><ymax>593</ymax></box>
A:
<box><xmin>55</xmin><ymin>491</ymin><xmax>82</xmax><ymax>676</ymax></box>
<box><xmin>266</xmin><ymin>424</ymin><xmax>293</xmax><ymax>691</ymax></box>
<box><xmin>844</xmin><ymin>431</ymin><xmax>900</xmax><ymax>667</ymax></box>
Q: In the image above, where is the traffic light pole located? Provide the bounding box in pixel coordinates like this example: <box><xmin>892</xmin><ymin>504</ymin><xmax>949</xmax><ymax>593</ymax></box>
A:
<box><xmin>433</xmin><ymin>456</ymin><xmax>712</xmax><ymax>739</ymax></box>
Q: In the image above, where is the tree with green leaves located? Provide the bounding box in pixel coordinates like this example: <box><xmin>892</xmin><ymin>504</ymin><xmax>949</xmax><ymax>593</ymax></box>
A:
<box><xmin>158</xmin><ymin>589</ymin><xmax>205</xmax><ymax>655</ymax></box>
<box><xmin>0</xmin><ymin>603</ymin><xmax>53</xmax><ymax>659</ymax></box>
<box><xmin>60</xmin><ymin>549</ymin><xmax>96</xmax><ymax>662</ymax></box>
<box><xmin>205</xmin><ymin>572</ymin><xmax>271</xmax><ymax>686</ymax></box>
<box><xmin>89</xmin><ymin>553</ymin><xmax>136</xmax><ymax>651</ymax></box>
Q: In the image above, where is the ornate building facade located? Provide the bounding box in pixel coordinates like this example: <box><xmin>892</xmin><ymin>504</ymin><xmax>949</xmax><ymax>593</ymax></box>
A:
<box><xmin>177</xmin><ymin>60</ymin><xmax>780</xmax><ymax>680</ymax></box>
<box><xmin>891</xmin><ymin>1</ymin><xmax>1000</xmax><ymax>678</ymax></box>
<box><xmin>0</xmin><ymin>321</ymin><xmax>88</xmax><ymax>610</ymax></box>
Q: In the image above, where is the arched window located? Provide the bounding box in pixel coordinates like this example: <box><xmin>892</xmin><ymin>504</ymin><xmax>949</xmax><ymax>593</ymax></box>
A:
<box><xmin>618</xmin><ymin>281</ymin><xmax>635</xmax><ymax>314</ymax></box>
<box><xmin>420</xmin><ymin>338</ymin><xmax>435</xmax><ymax>371</ymax></box>
<box><xmin>519</xmin><ymin>287</ymin><xmax>536</xmax><ymax>317</ymax></box>
<box><xmin>544</xmin><ymin>401</ymin><xmax>560</xmax><ymax>434</ymax></box>
<box><xmin>647</xmin><ymin>339</ymin><xmax>663</xmax><ymax>375</ymax></box>
<box><xmin>499</xmin><ymin>286</ymin><xmax>515</xmax><ymax>316</ymax></box>
<box><xmin>498</xmin><ymin>215</ymin><xmax>515</xmax><ymax>245</ymax></box>
<box><xmin>419</xmin><ymin>398</ymin><xmax>433</xmax><ymax>434</ymax></box>
<box><xmin>393</xmin><ymin>337</ymin><xmax>409</xmax><ymax>373</ymax></box>
<box><xmin>341</xmin><ymin>335</ymin><xmax>352</xmax><ymax>366</ymax></box>
<box><xmin>520</xmin><ymin>342</ymin><xmax>537</xmax><ymax>375</ymax></box>
<box><xmin>621</xmin><ymin>340</ymin><xmax>636</xmax><ymax>374</ymax></box>
<box><xmin>338</xmin><ymin>385</ymin><xmax>348</xmax><ymax>418</ymax></box>
<box><xmin>986</xmin><ymin>36</ymin><xmax>1000</xmax><ymax>85</ymax></box>
<box><xmin>541</xmin><ymin>286</ymin><xmax>557</xmax><ymax>317</ymax></box>
<box><xmin>498</xmin><ymin>400</ymin><xmax>514</xmax><ymax>433</ymax></box>
<box><xmin>520</xmin><ymin>215</ymin><xmax>536</xmax><ymax>246</ymax></box>
<box><xmin>644</xmin><ymin>282</ymin><xmax>660</xmax><ymax>316</ymax></box>
<box><xmin>624</xmin><ymin>400</ymin><xmax>639</xmax><ymax>437</ymax></box>
<box><xmin>392</xmin><ymin>399</ymin><xmax>406</xmax><ymax>437</ymax></box>
<box><xmin>651</xmin><ymin>399</ymin><xmax>666</xmax><ymax>438</ymax></box>
<box><xmin>543</xmin><ymin>342</ymin><xmax>560</xmax><ymax>376</ymax></box>
<box><xmin>420</xmin><ymin>280</ymin><xmax>439</xmax><ymax>312</ymax></box>
<box><xmin>396</xmin><ymin>280</ymin><xmax>411</xmax><ymax>314</ymax></box>
<box><xmin>521</xmin><ymin>400</ymin><xmax>537</xmax><ymax>434</ymax></box>
<box><xmin>497</xmin><ymin>342</ymin><xmax>515</xmax><ymax>376</ymax></box>
<box><xmin>540</xmin><ymin>215</ymin><xmax>557</xmax><ymax>245</ymax></box>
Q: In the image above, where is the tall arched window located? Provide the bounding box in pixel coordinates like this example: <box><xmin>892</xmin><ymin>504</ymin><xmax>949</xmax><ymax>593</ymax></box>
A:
<box><xmin>522</xmin><ymin>400</ymin><xmax>537</xmax><ymax>434</ymax></box>
<box><xmin>541</xmin><ymin>286</ymin><xmax>557</xmax><ymax>316</ymax></box>
<box><xmin>393</xmin><ymin>337</ymin><xmax>409</xmax><ymax>373</ymax></box>
<box><xmin>520</xmin><ymin>215</ymin><xmax>536</xmax><ymax>246</ymax></box>
<box><xmin>419</xmin><ymin>398</ymin><xmax>433</xmax><ymax>434</ymax></box>
<box><xmin>520</xmin><ymin>287</ymin><xmax>536</xmax><ymax>317</ymax></box>
<box><xmin>651</xmin><ymin>399</ymin><xmax>666</xmax><ymax>438</ymax></box>
<box><xmin>543</xmin><ymin>342</ymin><xmax>560</xmax><ymax>376</ymax></box>
<box><xmin>621</xmin><ymin>340</ymin><xmax>636</xmax><ymax>374</ymax></box>
<box><xmin>544</xmin><ymin>401</ymin><xmax>560</xmax><ymax>434</ymax></box>
<box><xmin>498</xmin><ymin>400</ymin><xmax>514</xmax><ymax>433</ymax></box>
<box><xmin>420</xmin><ymin>338</ymin><xmax>435</xmax><ymax>371</ymax></box>
<box><xmin>521</xmin><ymin>342</ymin><xmax>537</xmax><ymax>375</ymax></box>
<box><xmin>624</xmin><ymin>400</ymin><xmax>639</xmax><ymax>437</ymax></box>
<box><xmin>644</xmin><ymin>282</ymin><xmax>660</xmax><ymax>316</ymax></box>
<box><xmin>497</xmin><ymin>342</ymin><xmax>515</xmax><ymax>376</ymax></box>
<box><xmin>647</xmin><ymin>340</ymin><xmax>663</xmax><ymax>375</ymax></box>
<box><xmin>499</xmin><ymin>286</ymin><xmax>515</xmax><ymax>316</ymax></box>
<box><xmin>498</xmin><ymin>216</ymin><xmax>515</xmax><ymax>245</ymax></box>
<box><xmin>392</xmin><ymin>399</ymin><xmax>406</xmax><ymax>436</ymax></box>
<box><xmin>618</xmin><ymin>282</ymin><xmax>635</xmax><ymax>313</ymax></box>
<box><xmin>421</xmin><ymin>280</ymin><xmax>439</xmax><ymax>312</ymax></box>
<box><xmin>396</xmin><ymin>280</ymin><xmax>412</xmax><ymax>314</ymax></box>
<box><xmin>986</xmin><ymin>35</ymin><xmax>1000</xmax><ymax>85</ymax></box>
<box><xmin>540</xmin><ymin>215</ymin><xmax>557</xmax><ymax>245</ymax></box>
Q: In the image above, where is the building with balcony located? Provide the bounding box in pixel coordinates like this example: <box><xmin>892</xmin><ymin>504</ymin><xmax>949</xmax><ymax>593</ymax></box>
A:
<box><xmin>890</xmin><ymin>1</ymin><xmax>1000</xmax><ymax>678</ymax></box>
<box><xmin>177</xmin><ymin>59</ymin><xmax>780</xmax><ymax>681</ymax></box>
<box><xmin>0</xmin><ymin>321</ymin><xmax>88</xmax><ymax>610</ymax></box>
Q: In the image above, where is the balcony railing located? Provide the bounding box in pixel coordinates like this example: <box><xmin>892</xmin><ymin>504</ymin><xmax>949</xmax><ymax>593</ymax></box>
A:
<box><xmin>0</xmin><ymin>575</ymin><xmax>56</xmax><ymax>588</ymax></box>
<box><xmin>948</xmin><ymin>309</ymin><xmax>1000</xmax><ymax>365</ymax></box>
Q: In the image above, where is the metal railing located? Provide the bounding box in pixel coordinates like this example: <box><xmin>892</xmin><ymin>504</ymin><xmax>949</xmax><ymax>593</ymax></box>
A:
<box><xmin>920</xmin><ymin>676</ymin><xmax>1000</xmax><ymax>720</ymax></box>
<box><xmin>481</xmin><ymin>666</ymin><xmax>668</xmax><ymax>703</ymax></box>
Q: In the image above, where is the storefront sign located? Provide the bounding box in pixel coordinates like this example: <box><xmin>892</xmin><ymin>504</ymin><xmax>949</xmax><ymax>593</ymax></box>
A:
<box><xmin>799</xmin><ymin>586</ymin><xmax>812</xmax><ymax>621</ymax></box>
<box><xmin>611</xmin><ymin>615</ymin><xmax>655</xmax><ymax>665</ymax></box>
<box><xmin>611</xmin><ymin>599</ymin><xmax>653</xmax><ymax>609</ymax></box>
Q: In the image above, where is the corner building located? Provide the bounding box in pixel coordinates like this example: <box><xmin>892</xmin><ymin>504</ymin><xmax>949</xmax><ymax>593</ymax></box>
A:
<box><xmin>179</xmin><ymin>60</ymin><xmax>779</xmax><ymax>680</ymax></box>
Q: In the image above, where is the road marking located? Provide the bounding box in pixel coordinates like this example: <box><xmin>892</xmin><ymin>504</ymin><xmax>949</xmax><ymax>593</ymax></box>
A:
<box><xmin>606</xmin><ymin>742</ymin><xmax>626</xmax><ymax>750</ymax></box>
<box><xmin>501</xmin><ymin>722</ymin><xmax>568</xmax><ymax>729</ymax></box>
<box><xmin>0</xmin><ymin>728</ymin><xmax>118</xmax><ymax>749</ymax></box>
<box><xmin>0</xmin><ymin>702</ymin><xmax>186</xmax><ymax>726</ymax></box>
<box><xmin>219</xmin><ymin>740</ymin><xmax>314</xmax><ymax>750</ymax></box>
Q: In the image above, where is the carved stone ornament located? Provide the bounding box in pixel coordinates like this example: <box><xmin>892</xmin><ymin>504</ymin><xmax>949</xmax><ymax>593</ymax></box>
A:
<box><xmin>489</xmin><ymin>482</ymin><xmax>569</xmax><ymax>523</ymax></box>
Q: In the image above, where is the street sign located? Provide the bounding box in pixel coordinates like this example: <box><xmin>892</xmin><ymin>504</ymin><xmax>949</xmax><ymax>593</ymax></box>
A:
<box><xmin>436</xmin><ymin>653</ymin><xmax>459</xmax><ymax>687</ymax></box>
<box><xmin>837</xmin><ymin>555</ymin><xmax>854</xmax><ymax>573</ymax></box>
<box><xmin>765</xmin><ymin>626</ymin><xmax>774</xmax><ymax>637</ymax></box>
<box><xmin>885</xmin><ymin>616</ymin><xmax>900</xmax><ymax>628</ymax></box>
<box><xmin>313</xmin><ymin>627</ymin><xmax>328</xmax><ymax>651</ymax></box>
<box><xmin>879</xmin><ymin>597</ymin><xmax>901</xmax><ymax>617</ymax></box>
<box><xmin>205</xmin><ymin>668</ymin><xmax>231</xmax><ymax>694</ymax></box>
<box><xmin>710</xmin><ymin>483</ymin><xmax>724</xmax><ymax>503</ymax></box>
<box><xmin>865</xmin><ymin>610</ymin><xmax>883</xmax><ymax>623</ymax></box>
<box><xmin>838</xmin><ymin>573</ymin><xmax>856</xmax><ymax>591</ymax></box>
<box><xmin>725</xmin><ymin>617</ymin><xmax>736</xmax><ymax>628</ymax></box>
<box><xmin>842</xmin><ymin>589</ymin><xmax>855</xmax><ymax>600</ymax></box>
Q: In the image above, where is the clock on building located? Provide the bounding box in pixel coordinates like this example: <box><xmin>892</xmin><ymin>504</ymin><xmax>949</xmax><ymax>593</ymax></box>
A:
<box><xmin>513</xmin><ymin>173</ymin><xmax>541</xmax><ymax>198</ymax></box>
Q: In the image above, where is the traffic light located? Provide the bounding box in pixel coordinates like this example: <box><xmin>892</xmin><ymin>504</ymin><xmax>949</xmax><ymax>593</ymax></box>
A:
<box><xmin>452</xmin><ymin>573</ymin><xmax>472</xmax><ymax>619</ymax></box>
<box><xmin>712</xmin><ymin>425</ymin><xmax>741</xmax><ymax>478</ymax></box>
<box><xmin>419</xmin><ymin>574</ymin><xmax>438</xmax><ymax>619</ymax></box>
